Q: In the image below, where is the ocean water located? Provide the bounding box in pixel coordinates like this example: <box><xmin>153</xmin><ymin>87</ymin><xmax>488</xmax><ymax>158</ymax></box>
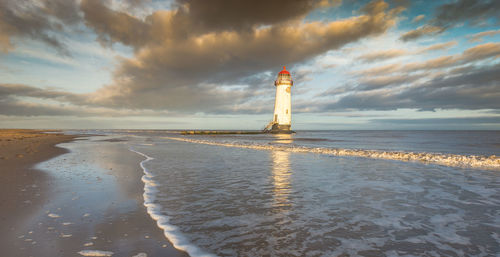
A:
<box><xmin>68</xmin><ymin>131</ymin><xmax>500</xmax><ymax>256</ymax></box>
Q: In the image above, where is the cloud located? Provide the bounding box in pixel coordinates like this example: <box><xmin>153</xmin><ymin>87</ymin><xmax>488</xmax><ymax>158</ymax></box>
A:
<box><xmin>357</xmin><ymin>42</ymin><xmax>500</xmax><ymax>76</ymax></box>
<box><xmin>0</xmin><ymin>0</ymin><xmax>81</xmax><ymax>54</ymax></box>
<box><xmin>317</xmin><ymin>62</ymin><xmax>500</xmax><ymax>111</ymax></box>
<box><xmin>357</xmin><ymin>49</ymin><xmax>407</xmax><ymax>63</ymax></box>
<box><xmin>356</xmin><ymin>63</ymin><xmax>399</xmax><ymax>77</ymax></box>
<box><xmin>0</xmin><ymin>83</ymin><xmax>82</xmax><ymax>102</ymax></box>
<box><xmin>120</xmin><ymin>0</ymin><xmax>152</xmax><ymax>10</ymax></box>
<box><xmin>0</xmin><ymin>83</ymin><xmax>86</xmax><ymax>116</ymax></box>
<box><xmin>405</xmin><ymin>42</ymin><xmax>500</xmax><ymax>72</ymax></box>
<box><xmin>417</xmin><ymin>41</ymin><xmax>457</xmax><ymax>53</ymax></box>
<box><xmin>412</xmin><ymin>14</ymin><xmax>425</xmax><ymax>23</ymax></box>
<box><xmin>400</xmin><ymin>0</ymin><xmax>500</xmax><ymax>41</ymax></box>
<box><xmin>371</xmin><ymin>116</ymin><xmax>500</xmax><ymax>125</ymax></box>
<box><xmin>433</xmin><ymin>0</ymin><xmax>500</xmax><ymax>28</ymax></box>
<box><xmin>80</xmin><ymin>0</ymin><xmax>342</xmax><ymax>49</ymax></box>
<box><xmin>356</xmin><ymin>73</ymin><xmax>422</xmax><ymax>90</ymax></box>
<box><xmin>0</xmin><ymin>0</ymin><xmax>404</xmax><ymax>117</ymax></box>
<box><xmin>467</xmin><ymin>29</ymin><xmax>500</xmax><ymax>42</ymax></box>
<box><xmin>0</xmin><ymin>83</ymin><xmax>177</xmax><ymax>117</ymax></box>
<box><xmin>355</xmin><ymin>41</ymin><xmax>458</xmax><ymax>66</ymax></box>
<box><xmin>1</xmin><ymin>0</ymin><xmax>498</xmax><ymax>130</ymax></box>
<box><xmin>173</xmin><ymin>0</ymin><xmax>341</xmax><ymax>32</ymax></box>
<box><xmin>400</xmin><ymin>25</ymin><xmax>443</xmax><ymax>41</ymax></box>
<box><xmin>80</xmin><ymin>0</ymin><xmax>151</xmax><ymax>49</ymax></box>
<box><xmin>78</xmin><ymin>0</ymin><xmax>403</xmax><ymax>113</ymax></box>
<box><xmin>0</xmin><ymin>98</ymin><xmax>89</xmax><ymax>116</ymax></box>
<box><xmin>0</xmin><ymin>83</ymin><xmax>101</xmax><ymax>116</ymax></box>
<box><xmin>402</xmin><ymin>56</ymin><xmax>456</xmax><ymax>72</ymax></box>
<box><xmin>354</xmin><ymin>41</ymin><xmax>457</xmax><ymax>67</ymax></box>
<box><xmin>316</xmin><ymin>40</ymin><xmax>500</xmax><ymax>113</ymax></box>
<box><xmin>461</xmin><ymin>42</ymin><xmax>500</xmax><ymax>62</ymax></box>
<box><xmin>0</xmin><ymin>98</ymin><xmax>172</xmax><ymax>117</ymax></box>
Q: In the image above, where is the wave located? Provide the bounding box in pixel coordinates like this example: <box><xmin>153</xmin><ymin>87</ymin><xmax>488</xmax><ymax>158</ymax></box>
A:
<box><xmin>129</xmin><ymin>148</ymin><xmax>216</xmax><ymax>257</ymax></box>
<box><xmin>164</xmin><ymin>137</ymin><xmax>500</xmax><ymax>171</ymax></box>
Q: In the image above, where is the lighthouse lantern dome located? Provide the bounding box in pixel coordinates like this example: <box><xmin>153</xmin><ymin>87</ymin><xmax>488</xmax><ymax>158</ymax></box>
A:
<box><xmin>275</xmin><ymin>66</ymin><xmax>293</xmax><ymax>86</ymax></box>
<box><xmin>278</xmin><ymin>66</ymin><xmax>290</xmax><ymax>75</ymax></box>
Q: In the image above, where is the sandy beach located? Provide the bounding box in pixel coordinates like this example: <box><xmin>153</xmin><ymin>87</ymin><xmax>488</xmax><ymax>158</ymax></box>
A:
<box><xmin>0</xmin><ymin>130</ymin><xmax>187</xmax><ymax>257</ymax></box>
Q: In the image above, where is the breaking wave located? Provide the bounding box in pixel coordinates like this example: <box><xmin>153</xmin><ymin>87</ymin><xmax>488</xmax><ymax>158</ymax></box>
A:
<box><xmin>164</xmin><ymin>137</ymin><xmax>500</xmax><ymax>170</ymax></box>
<box><xmin>129</xmin><ymin>148</ymin><xmax>216</xmax><ymax>257</ymax></box>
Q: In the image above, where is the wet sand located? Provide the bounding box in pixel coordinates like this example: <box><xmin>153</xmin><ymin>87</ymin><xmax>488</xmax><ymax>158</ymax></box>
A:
<box><xmin>0</xmin><ymin>130</ymin><xmax>188</xmax><ymax>256</ymax></box>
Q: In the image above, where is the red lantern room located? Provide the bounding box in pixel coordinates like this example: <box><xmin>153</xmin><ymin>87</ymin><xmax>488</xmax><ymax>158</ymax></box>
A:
<box><xmin>279</xmin><ymin>66</ymin><xmax>290</xmax><ymax>75</ymax></box>
<box><xmin>275</xmin><ymin>66</ymin><xmax>293</xmax><ymax>86</ymax></box>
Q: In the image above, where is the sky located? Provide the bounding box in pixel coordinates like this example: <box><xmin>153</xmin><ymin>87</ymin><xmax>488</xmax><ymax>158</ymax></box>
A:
<box><xmin>0</xmin><ymin>0</ymin><xmax>499</xmax><ymax>130</ymax></box>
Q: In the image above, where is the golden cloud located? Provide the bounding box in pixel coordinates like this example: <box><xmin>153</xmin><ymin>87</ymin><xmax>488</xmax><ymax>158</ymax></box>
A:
<box><xmin>80</xmin><ymin>0</ymin><xmax>404</xmax><ymax>112</ymax></box>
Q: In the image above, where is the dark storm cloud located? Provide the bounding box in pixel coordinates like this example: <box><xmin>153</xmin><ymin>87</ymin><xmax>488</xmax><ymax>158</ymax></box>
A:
<box><xmin>79</xmin><ymin>0</ymin><xmax>404</xmax><ymax>113</ymax></box>
<box><xmin>400</xmin><ymin>0</ymin><xmax>500</xmax><ymax>41</ymax></box>
<box><xmin>173</xmin><ymin>0</ymin><xmax>341</xmax><ymax>32</ymax></box>
<box><xmin>80</xmin><ymin>0</ymin><xmax>341</xmax><ymax>49</ymax></box>
<box><xmin>0</xmin><ymin>0</ymin><xmax>81</xmax><ymax>54</ymax></box>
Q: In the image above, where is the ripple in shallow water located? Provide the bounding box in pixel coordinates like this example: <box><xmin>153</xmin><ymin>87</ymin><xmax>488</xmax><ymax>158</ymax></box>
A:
<box><xmin>133</xmin><ymin>138</ymin><xmax>499</xmax><ymax>257</ymax></box>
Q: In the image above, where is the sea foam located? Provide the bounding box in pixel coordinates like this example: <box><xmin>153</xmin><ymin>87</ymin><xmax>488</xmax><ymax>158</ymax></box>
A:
<box><xmin>164</xmin><ymin>136</ymin><xmax>500</xmax><ymax>171</ymax></box>
<box><xmin>129</xmin><ymin>148</ymin><xmax>216</xmax><ymax>257</ymax></box>
<box><xmin>77</xmin><ymin>250</ymin><xmax>114</xmax><ymax>256</ymax></box>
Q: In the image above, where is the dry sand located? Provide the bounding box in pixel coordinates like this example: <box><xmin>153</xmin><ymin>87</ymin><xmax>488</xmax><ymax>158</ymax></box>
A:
<box><xmin>0</xmin><ymin>130</ymin><xmax>188</xmax><ymax>257</ymax></box>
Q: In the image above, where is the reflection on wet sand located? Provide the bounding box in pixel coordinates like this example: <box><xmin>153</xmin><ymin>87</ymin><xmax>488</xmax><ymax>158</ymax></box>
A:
<box><xmin>24</xmin><ymin>137</ymin><xmax>187</xmax><ymax>257</ymax></box>
<box><xmin>271</xmin><ymin>134</ymin><xmax>293</xmax><ymax>209</ymax></box>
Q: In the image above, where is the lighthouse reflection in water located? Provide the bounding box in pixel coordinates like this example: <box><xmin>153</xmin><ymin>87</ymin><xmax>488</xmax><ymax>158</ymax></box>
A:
<box><xmin>130</xmin><ymin>130</ymin><xmax>499</xmax><ymax>256</ymax></box>
<box><xmin>271</xmin><ymin>134</ymin><xmax>292</xmax><ymax>209</ymax></box>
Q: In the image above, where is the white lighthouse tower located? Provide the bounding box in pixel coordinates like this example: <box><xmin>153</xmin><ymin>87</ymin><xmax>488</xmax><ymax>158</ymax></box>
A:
<box><xmin>265</xmin><ymin>66</ymin><xmax>293</xmax><ymax>133</ymax></box>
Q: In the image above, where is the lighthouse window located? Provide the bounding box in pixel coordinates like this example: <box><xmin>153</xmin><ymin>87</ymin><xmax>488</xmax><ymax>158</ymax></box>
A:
<box><xmin>286</xmin><ymin>109</ymin><xmax>288</xmax><ymax>114</ymax></box>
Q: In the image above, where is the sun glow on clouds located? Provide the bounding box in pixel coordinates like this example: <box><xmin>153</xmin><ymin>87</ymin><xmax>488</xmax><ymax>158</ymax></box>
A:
<box><xmin>0</xmin><ymin>0</ymin><xmax>499</xmax><ymax>129</ymax></box>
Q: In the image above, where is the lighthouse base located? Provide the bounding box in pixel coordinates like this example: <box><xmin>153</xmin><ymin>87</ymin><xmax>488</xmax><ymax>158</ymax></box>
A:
<box><xmin>270</xmin><ymin>124</ymin><xmax>294</xmax><ymax>134</ymax></box>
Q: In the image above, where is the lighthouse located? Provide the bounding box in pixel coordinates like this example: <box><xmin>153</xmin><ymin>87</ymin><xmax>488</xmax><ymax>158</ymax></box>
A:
<box><xmin>265</xmin><ymin>66</ymin><xmax>294</xmax><ymax>133</ymax></box>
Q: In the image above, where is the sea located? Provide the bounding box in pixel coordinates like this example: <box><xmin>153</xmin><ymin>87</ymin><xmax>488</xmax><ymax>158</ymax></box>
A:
<box><xmin>42</xmin><ymin>130</ymin><xmax>500</xmax><ymax>256</ymax></box>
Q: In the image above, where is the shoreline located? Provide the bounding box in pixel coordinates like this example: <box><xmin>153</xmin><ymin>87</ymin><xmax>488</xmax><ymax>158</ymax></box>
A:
<box><xmin>131</xmin><ymin>148</ymin><xmax>214</xmax><ymax>257</ymax></box>
<box><xmin>0</xmin><ymin>130</ymin><xmax>188</xmax><ymax>256</ymax></box>
<box><xmin>0</xmin><ymin>130</ymin><xmax>78</xmax><ymax>255</ymax></box>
